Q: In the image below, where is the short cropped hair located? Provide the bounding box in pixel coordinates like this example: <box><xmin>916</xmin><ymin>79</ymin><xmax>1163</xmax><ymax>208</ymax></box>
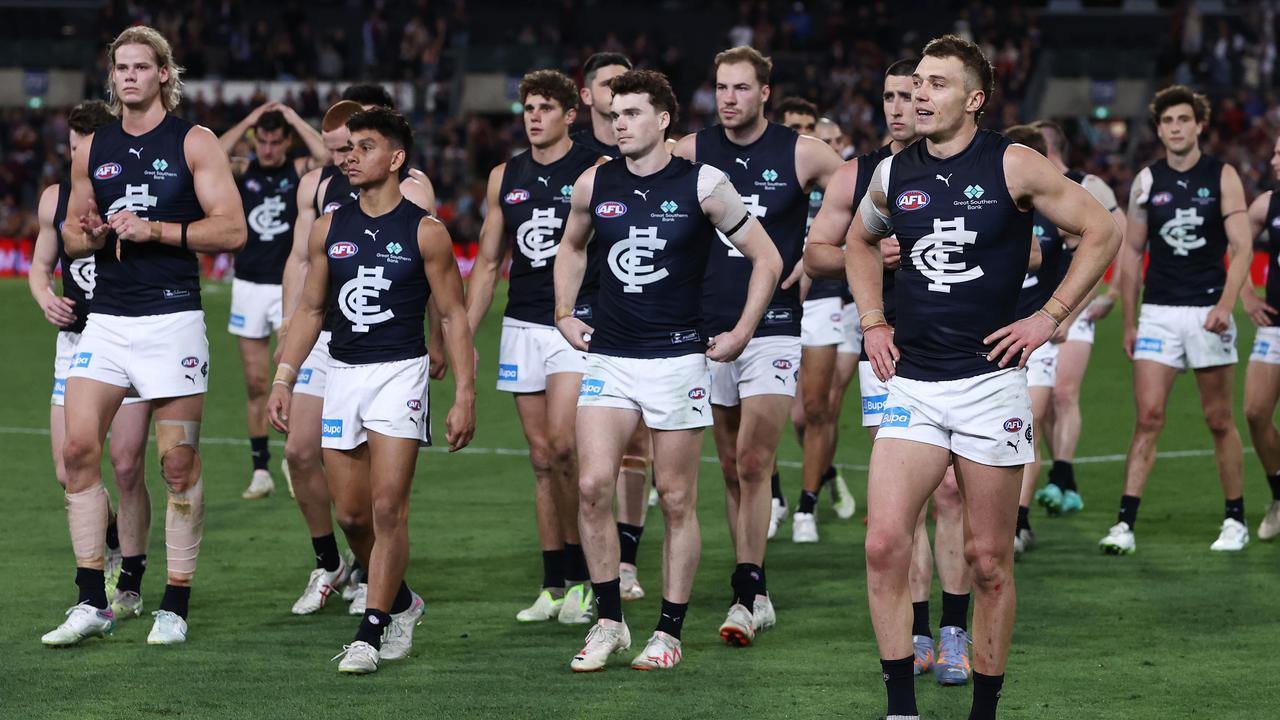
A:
<box><xmin>607</xmin><ymin>70</ymin><xmax>680</xmax><ymax>130</ymax></box>
<box><xmin>1149</xmin><ymin>84</ymin><xmax>1211</xmax><ymax>126</ymax></box>
<box><xmin>922</xmin><ymin>34</ymin><xmax>995</xmax><ymax>120</ymax></box>
<box><xmin>519</xmin><ymin>69</ymin><xmax>580</xmax><ymax>112</ymax></box>
<box><xmin>583</xmin><ymin>52</ymin><xmax>632</xmax><ymax>86</ymax></box>
<box><xmin>885</xmin><ymin>58</ymin><xmax>919</xmax><ymax>78</ymax></box>
<box><xmin>347</xmin><ymin>107</ymin><xmax>414</xmax><ymax>157</ymax></box>
<box><xmin>776</xmin><ymin>97</ymin><xmax>818</xmax><ymax>122</ymax></box>
<box><xmin>714</xmin><ymin>46</ymin><xmax>772</xmax><ymax>86</ymax></box>
<box><xmin>68</xmin><ymin>100</ymin><xmax>115</xmax><ymax>136</ymax></box>
<box><xmin>255</xmin><ymin>110</ymin><xmax>291</xmax><ymax>137</ymax></box>
<box><xmin>1031</xmin><ymin>119</ymin><xmax>1068</xmax><ymax>157</ymax></box>
<box><xmin>1004</xmin><ymin>124</ymin><xmax>1048</xmax><ymax>156</ymax></box>
<box><xmin>342</xmin><ymin>83</ymin><xmax>395</xmax><ymax>109</ymax></box>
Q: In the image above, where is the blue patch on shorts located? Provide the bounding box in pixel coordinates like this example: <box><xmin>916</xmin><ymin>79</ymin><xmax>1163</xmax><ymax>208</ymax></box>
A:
<box><xmin>297</xmin><ymin>368</ymin><xmax>313</xmax><ymax>385</ymax></box>
<box><xmin>880</xmin><ymin>406</ymin><xmax>912</xmax><ymax>428</ymax></box>
<box><xmin>862</xmin><ymin>393</ymin><xmax>888</xmax><ymax>416</ymax></box>
<box><xmin>1135</xmin><ymin>337</ymin><xmax>1163</xmax><ymax>353</ymax></box>
<box><xmin>321</xmin><ymin>419</ymin><xmax>343</xmax><ymax>438</ymax></box>
<box><xmin>579</xmin><ymin>378</ymin><xmax>604</xmax><ymax>397</ymax></box>
<box><xmin>52</xmin><ymin>379</ymin><xmax>66</xmax><ymax>397</ymax></box>
<box><xmin>72</xmin><ymin>352</ymin><xmax>92</xmax><ymax>368</ymax></box>
<box><xmin>229</xmin><ymin>313</ymin><xmax>246</xmax><ymax>328</ymax></box>
<box><xmin>1254</xmin><ymin>341</ymin><xmax>1271</xmax><ymax>356</ymax></box>
<box><xmin>498</xmin><ymin>363</ymin><xmax>518</xmax><ymax>382</ymax></box>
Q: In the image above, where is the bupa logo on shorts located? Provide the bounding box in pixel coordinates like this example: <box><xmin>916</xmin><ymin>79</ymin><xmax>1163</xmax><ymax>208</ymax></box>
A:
<box><xmin>72</xmin><ymin>352</ymin><xmax>93</xmax><ymax>368</ymax></box>
<box><xmin>1135</xmin><ymin>337</ymin><xmax>1163</xmax><ymax>353</ymax></box>
<box><xmin>321</xmin><ymin>419</ymin><xmax>344</xmax><ymax>437</ymax></box>
<box><xmin>94</xmin><ymin>162</ymin><xmax>123</xmax><ymax>180</ymax></box>
<box><xmin>880</xmin><ymin>406</ymin><xmax>912</xmax><ymax>428</ymax></box>
<box><xmin>504</xmin><ymin>189</ymin><xmax>530</xmax><ymax>205</ymax></box>
<box><xmin>181</xmin><ymin>356</ymin><xmax>200</xmax><ymax>369</ymax></box>
<box><xmin>1003</xmin><ymin>417</ymin><xmax>1024</xmax><ymax>433</ymax></box>
<box><xmin>594</xmin><ymin>201</ymin><xmax>627</xmax><ymax>218</ymax></box>
<box><xmin>297</xmin><ymin>368</ymin><xmax>313</xmax><ymax>384</ymax></box>
<box><xmin>498</xmin><ymin>364</ymin><xmax>519</xmax><ymax>382</ymax></box>
<box><xmin>229</xmin><ymin>313</ymin><xmax>246</xmax><ymax>328</ymax></box>
<box><xmin>406</xmin><ymin>399</ymin><xmax>423</xmax><ymax>412</ymax></box>
<box><xmin>52</xmin><ymin>379</ymin><xmax>66</xmax><ymax>397</ymax></box>
<box><xmin>1255</xmin><ymin>341</ymin><xmax>1271</xmax><ymax>356</ymax></box>
<box><xmin>862</xmin><ymin>393</ymin><xmax>888</xmax><ymax>415</ymax></box>
<box><xmin>579</xmin><ymin>378</ymin><xmax>605</xmax><ymax>397</ymax></box>
<box><xmin>1151</xmin><ymin>191</ymin><xmax>1173</xmax><ymax>207</ymax></box>
<box><xmin>688</xmin><ymin>387</ymin><xmax>707</xmax><ymax>400</ymax></box>
<box><xmin>771</xmin><ymin>359</ymin><xmax>793</xmax><ymax>370</ymax></box>
<box><xmin>895</xmin><ymin>190</ymin><xmax>930</xmax><ymax>211</ymax></box>
<box><xmin>328</xmin><ymin>241</ymin><xmax>359</xmax><ymax>259</ymax></box>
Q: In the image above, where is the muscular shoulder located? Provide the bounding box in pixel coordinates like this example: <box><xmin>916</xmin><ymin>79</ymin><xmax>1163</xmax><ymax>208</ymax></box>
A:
<box><xmin>672</xmin><ymin>133</ymin><xmax>697</xmax><ymax>161</ymax></box>
<box><xmin>38</xmin><ymin>184</ymin><xmax>60</xmax><ymax>225</ymax></box>
<box><xmin>795</xmin><ymin>134</ymin><xmax>842</xmax><ymax>181</ymax></box>
<box><xmin>825</xmin><ymin>157</ymin><xmax>862</xmax><ymax>205</ymax></box>
<box><xmin>182</xmin><ymin>124</ymin><xmax>222</xmax><ymax>161</ymax></box>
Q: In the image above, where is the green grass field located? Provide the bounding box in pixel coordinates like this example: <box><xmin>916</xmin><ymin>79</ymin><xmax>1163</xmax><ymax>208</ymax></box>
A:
<box><xmin>1</xmin><ymin>277</ymin><xmax>1276</xmax><ymax>719</ymax></box>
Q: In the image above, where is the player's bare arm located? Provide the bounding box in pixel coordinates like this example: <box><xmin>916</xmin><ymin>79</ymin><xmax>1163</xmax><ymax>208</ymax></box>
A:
<box><xmin>218</xmin><ymin>101</ymin><xmax>273</xmax><ymax>159</ymax></box>
<box><xmin>671</xmin><ymin>133</ymin><xmax>696</xmax><ymax>162</ymax></box>
<box><xmin>278</xmin><ymin>165</ymin><xmax>322</xmax><ymax>342</ymax></box>
<box><xmin>1242</xmin><ymin>191</ymin><xmax>1277</xmax><ymax>326</ymax></box>
<box><xmin>802</xmin><ymin>157</ymin><xmax>859</xmax><ymax>279</ymax></box>
<box><xmin>701</xmin><ymin>169</ymin><xmax>783</xmax><ymax>362</ymax></box>
<box><xmin>401</xmin><ymin>168</ymin><xmax>437</xmax><ymax>213</ymax></box>
<box><xmin>1116</xmin><ymin>174</ymin><xmax>1150</xmax><ymax>358</ymax></box>
<box><xmin>29</xmin><ymin>185</ymin><xmax>77</xmax><ymax>327</ymax></box>
<box><xmin>278</xmin><ymin>105</ymin><xmax>330</xmax><ymax>173</ymax></box>
<box><xmin>419</xmin><ymin>216</ymin><xmax>476</xmax><ymax>452</ymax></box>
<box><xmin>268</xmin><ymin>212</ymin><xmax>332</xmax><ymax>433</ymax></box>
<box><xmin>845</xmin><ymin>163</ymin><xmax>895</xmax><ymax>381</ymax></box>
<box><xmin>63</xmin><ymin>135</ymin><xmax>108</xmax><ymax>258</ymax></box>
<box><xmin>1208</xmin><ymin>163</ymin><xmax>1254</xmax><ymax>334</ymax></box>
<box><xmin>552</xmin><ymin>165</ymin><xmax>598</xmax><ymax>351</ymax></box>
<box><xmin>464</xmin><ymin>164</ymin><xmax>509</xmax><ymax>336</ymax></box>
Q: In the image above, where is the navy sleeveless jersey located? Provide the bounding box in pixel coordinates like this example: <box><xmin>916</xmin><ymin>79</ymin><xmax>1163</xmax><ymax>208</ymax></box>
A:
<box><xmin>499</xmin><ymin>142</ymin><xmax>601</xmax><ymax>325</ymax></box>
<box><xmin>1015</xmin><ymin>212</ymin><xmax>1065</xmax><ymax>318</ymax></box>
<box><xmin>87</xmin><ymin>115</ymin><xmax>205</xmax><ymax>316</ymax></box>
<box><xmin>1139</xmin><ymin>154</ymin><xmax>1228</xmax><ymax>306</ymax></box>
<box><xmin>235</xmin><ymin>159</ymin><xmax>299</xmax><ymax>284</ymax></box>
<box><xmin>587</xmin><ymin>156</ymin><xmax>715</xmax><ymax>358</ymax></box>
<box><xmin>1266</xmin><ymin>191</ymin><xmax>1280</xmax><ymax>315</ymax></box>
<box><xmin>806</xmin><ymin>186</ymin><xmax>845</xmax><ymax>302</ymax></box>
<box><xmin>885</xmin><ymin>129</ymin><xmax>1032</xmax><ymax>381</ymax></box>
<box><xmin>53</xmin><ymin>181</ymin><xmax>95</xmax><ymax>333</ymax></box>
<box><xmin>321</xmin><ymin>166</ymin><xmax>360</xmax><ymax>216</ymax></box>
<box><xmin>859</xmin><ymin>144</ymin><xmax>897</xmax><ymax>319</ymax></box>
<box><xmin>325</xmin><ymin>198</ymin><xmax>431</xmax><ymax>364</ymax></box>
<box><xmin>570</xmin><ymin>127</ymin><xmax>619</xmax><ymax>159</ymax></box>
<box><xmin>696</xmin><ymin>122</ymin><xmax>808</xmax><ymax>337</ymax></box>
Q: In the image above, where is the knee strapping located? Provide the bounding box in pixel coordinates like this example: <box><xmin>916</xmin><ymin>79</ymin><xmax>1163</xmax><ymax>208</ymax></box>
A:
<box><xmin>620</xmin><ymin>454</ymin><xmax>650</xmax><ymax>478</ymax></box>
<box><xmin>156</xmin><ymin>420</ymin><xmax>202</xmax><ymax>490</ymax></box>
<box><xmin>66</xmin><ymin>484</ymin><xmax>110</xmax><ymax>566</ymax></box>
<box><xmin>157</xmin><ymin>421</ymin><xmax>204</xmax><ymax>579</ymax></box>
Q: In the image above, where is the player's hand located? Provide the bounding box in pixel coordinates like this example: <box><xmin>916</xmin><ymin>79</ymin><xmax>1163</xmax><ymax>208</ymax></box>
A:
<box><xmin>39</xmin><ymin>290</ymin><xmax>77</xmax><ymax>327</ymax></box>
<box><xmin>779</xmin><ymin>260</ymin><xmax>806</xmax><ymax>291</ymax></box>
<box><xmin>1203</xmin><ymin>303</ymin><xmax>1232</xmax><ymax>335</ymax></box>
<box><xmin>445</xmin><ymin>397</ymin><xmax>476</xmax><ymax>452</ymax></box>
<box><xmin>863</xmin><ymin>324</ymin><xmax>899</xmax><ymax>382</ymax></box>
<box><xmin>1123</xmin><ymin>324</ymin><xmax>1137</xmax><ymax>360</ymax></box>
<box><xmin>1242</xmin><ymin>291</ymin><xmax>1277</xmax><ymax>328</ymax></box>
<box><xmin>707</xmin><ymin>329</ymin><xmax>749</xmax><ymax>362</ymax></box>
<box><xmin>556</xmin><ymin>316</ymin><xmax>594</xmax><ymax>352</ymax></box>
<box><xmin>428</xmin><ymin>346</ymin><xmax>449</xmax><ymax>380</ymax></box>
<box><xmin>267</xmin><ymin>384</ymin><xmax>292</xmax><ymax>434</ymax></box>
<box><xmin>107</xmin><ymin>211</ymin><xmax>152</xmax><ymax>243</ymax></box>
<box><xmin>984</xmin><ymin>312</ymin><xmax>1057</xmax><ymax>369</ymax></box>
<box><xmin>1050</xmin><ymin>322</ymin><xmax>1069</xmax><ymax>344</ymax></box>
<box><xmin>1085</xmin><ymin>295</ymin><xmax>1115</xmax><ymax>322</ymax></box>
<box><xmin>79</xmin><ymin>198</ymin><xmax>109</xmax><ymax>246</ymax></box>
<box><xmin>880</xmin><ymin>236</ymin><xmax>902</xmax><ymax>270</ymax></box>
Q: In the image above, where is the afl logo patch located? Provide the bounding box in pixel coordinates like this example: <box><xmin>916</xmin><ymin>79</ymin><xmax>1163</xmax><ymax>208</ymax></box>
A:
<box><xmin>1003</xmin><ymin>418</ymin><xmax>1024</xmax><ymax>433</ymax></box>
<box><xmin>772</xmin><ymin>359</ymin><xmax>793</xmax><ymax>370</ymax></box>
<box><xmin>323</xmin><ymin>201</ymin><xmax>342</xmax><ymax>215</ymax></box>
<box><xmin>94</xmin><ymin>163</ymin><xmax>122</xmax><ymax>180</ymax></box>
<box><xmin>688</xmin><ymin>387</ymin><xmax>707</xmax><ymax>400</ymax></box>
<box><xmin>595</xmin><ymin>201</ymin><xmax>627</xmax><ymax>218</ymax></box>
<box><xmin>504</xmin><ymin>189</ymin><xmax>530</xmax><ymax>204</ymax></box>
<box><xmin>181</xmin><ymin>356</ymin><xmax>199</xmax><ymax>368</ymax></box>
<box><xmin>1151</xmin><ymin>192</ymin><xmax>1173</xmax><ymax>207</ymax></box>
<box><xmin>328</xmin><ymin>241</ymin><xmax>358</xmax><ymax>259</ymax></box>
<box><xmin>406</xmin><ymin>399</ymin><xmax>422</xmax><ymax>411</ymax></box>
<box><xmin>896</xmin><ymin>190</ymin><xmax>930</xmax><ymax>211</ymax></box>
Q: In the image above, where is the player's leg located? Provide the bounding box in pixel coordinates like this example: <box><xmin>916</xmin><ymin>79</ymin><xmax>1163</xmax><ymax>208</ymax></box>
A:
<box><xmin>932</xmin><ymin>466</ymin><xmax>973</xmax><ymax>686</ymax></box>
<box><xmin>951</xmin><ymin>456</ymin><xmax>1023</xmax><ymax>720</ymax></box>
<box><xmin>146</xmin><ymin>395</ymin><xmax>206</xmax><ymax>644</ymax></box>
<box><xmin>325</xmin><ymin>443</ymin><xmax>377</xmax><ymax>669</ymax></box>
<box><xmin>285</xmin><ymin>391</ymin><xmax>347</xmax><ymax>615</ymax></box>
<box><xmin>907</xmin><ymin>502</ymin><xmax>935</xmax><ymax>675</ymax></box>
<box><xmin>545</xmin><ymin>371</ymin><xmax>594</xmax><ymax>622</ymax></box>
<box><xmin>1195</xmin><ymin>363</ymin><xmax>1248</xmax><ymax>551</ymax></box>
<box><xmin>1046</xmin><ymin>338</ymin><xmax>1092</xmax><ymax>512</ymax></box>
<box><xmin>825</xmin><ymin>348</ymin><xmax>859</xmax><ymax>518</ymax></box>
<box><xmin>1015</xmin><ymin>385</ymin><xmax>1052</xmax><ymax>553</ymax></box>
<box><xmin>1243</xmin><ymin>354</ymin><xmax>1280</xmax><ymax>540</ymax></box>
<box><xmin>238</xmin><ymin>335</ymin><xmax>276</xmax><ymax>499</ymax></box>
<box><xmin>712</xmin><ymin>404</ymin><xmax>742</xmax><ymax>549</ymax></box>
<box><xmin>1100</xmin><ymin>360</ymin><xmax>1178</xmax><ymax>554</ymax></box>
<box><xmin>616</xmin><ymin>421</ymin><xmax>651</xmax><ymax>600</ymax></box>
<box><xmin>793</xmin><ymin>344</ymin><xmax>837</xmax><ymax>543</ymax></box>
<box><xmin>513</xmin><ymin>392</ymin><xmax>574</xmax><ymax>621</ymax></box>
<box><xmin>106</xmin><ymin>401</ymin><xmax>153</xmax><ymax>620</ymax></box>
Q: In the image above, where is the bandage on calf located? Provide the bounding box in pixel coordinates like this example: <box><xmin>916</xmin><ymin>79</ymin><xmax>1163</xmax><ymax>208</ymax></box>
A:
<box><xmin>66</xmin><ymin>484</ymin><xmax>110</xmax><ymax>568</ymax></box>
<box><xmin>157</xmin><ymin>420</ymin><xmax>204</xmax><ymax>581</ymax></box>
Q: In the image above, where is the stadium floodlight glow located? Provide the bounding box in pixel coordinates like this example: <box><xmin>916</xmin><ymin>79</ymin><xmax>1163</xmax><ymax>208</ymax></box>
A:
<box><xmin>1093</xmin><ymin>106</ymin><xmax>1109</xmax><ymax>120</ymax></box>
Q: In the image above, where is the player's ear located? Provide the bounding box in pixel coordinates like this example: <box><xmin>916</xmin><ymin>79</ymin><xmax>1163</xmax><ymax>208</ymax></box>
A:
<box><xmin>565</xmin><ymin>106</ymin><xmax>577</xmax><ymax>124</ymax></box>
<box><xmin>658</xmin><ymin>111</ymin><xmax>670</xmax><ymax>134</ymax></box>
<box><xmin>391</xmin><ymin>147</ymin><xmax>406</xmax><ymax>174</ymax></box>
<box><xmin>761</xmin><ymin>84</ymin><xmax>771</xmax><ymax>104</ymax></box>
<box><xmin>580</xmin><ymin>86</ymin><xmax>592</xmax><ymax>107</ymax></box>
<box><xmin>967</xmin><ymin>89</ymin><xmax>985</xmax><ymax>115</ymax></box>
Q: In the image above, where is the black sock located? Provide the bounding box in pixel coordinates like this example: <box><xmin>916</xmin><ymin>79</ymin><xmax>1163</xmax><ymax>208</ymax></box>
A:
<box><xmin>731</xmin><ymin>563</ymin><xmax>763</xmax><ymax>607</ymax></box>
<box><xmin>541</xmin><ymin>549</ymin><xmax>566</xmax><ymax>590</ymax></box>
<box><xmin>564</xmin><ymin>543</ymin><xmax>588</xmax><ymax>584</ymax></box>
<box><xmin>117</xmin><ymin>554</ymin><xmax>147</xmax><ymax>594</ymax></box>
<box><xmin>593</xmin><ymin>578</ymin><xmax>622</xmax><ymax>622</ymax></box>
<box><xmin>941</xmin><ymin>591</ymin><xmax>970</xmax><ymax>632</ymax></box>
<box><xmin>311</xmin><ymin>533</ymin><xmax>341</xmax><ymax>571</ymax></box>
<box><xmin>759</xmin><ymin>564</ymin><xmax>768</xmax><ymax>594</ymax></box>
<box><xmin>911</xmin><ymin>601</ymin><xmax>931</xmax><ymax>638</ymax></box>
<box><xmin>105</xmin><ymin>518</ymin><xmax>119</xmax><ymax>552</ymax></box>
<box><xmin>390</xmin><ymin>581</ymin><xmax>413</xmax><ymax>614</ymax></box>
<box><xmin>250</xmin><ymin>435</ymin><xmax>270</xmax><ymax>472</ymax></box>
<box><xmin>969</xmin><ymin>671</ymin><xmax>1005</xmax><ymax>720</ymax></box>
<box><xmin>770</xmin><ymin>471</ymin><xmax>784</xmax><ymax>502</ymax></box>
<box><xmin>159</xmin><ymin>584</ymin><xmax>191</xmax><ymax>619</ymax></box>
<box><xmin>821</xmin><ymin>465</ymin><xmax>837</xmax><ymax>484</ymax></box>
<box><xmin>656</xmin><ymin>598</ymin><xmax>688</xmax><ymax>640</ymax></box>
<box><xmin>1118</xmin><ymin>495</ymin><xmax>1141</xmax><ymax>528</ymax></box>
<box><xmin>1225</xmin><ymin>496</ymin><xmax>1245</xmax><ymax>524</ymax></box>
<box><xmin>881</xmin><ymin>656</ymin><xmax>918</xmax><ymax>717</ymax></box>
<box><xmin>1016</xmin><ymin>505</ymin><xmax>1031</xmax><ymax>533</ymax></box>
<box><xmin>354</xmin><ymin>609</ymin><xmax>392</xmax><ymax>649</ymax></box>
<box><xmin>1269</xmin><ymin>472</ymin><xmax>1280</xmax><ymax>502</ymax></box>
<box><xmin>797</xmin><ymin>489</ymin><xmax>819</xmax><ymax>514</ymax></box>
<box><xmin>617</xmin><ymin>523</ymin><xmax>644</xmax><ymax>566</ymax></box>
<box><xmin>75</xmin><ymin>567</ymin><xmax>108</xmax><ymax>609</ymax></box>
<box><xmin>1050</xmin><ymin>460</ymin><xmax>1077</xmax><ymax>492</ymax></box>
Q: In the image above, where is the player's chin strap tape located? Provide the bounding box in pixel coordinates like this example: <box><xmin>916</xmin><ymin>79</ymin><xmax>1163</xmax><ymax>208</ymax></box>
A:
<box><xmin>723</xmin><ymin>213</ymin><xmax>751</xmax><ymax>239</ymax></box>
<box><xmin>156</xmin><ymin>420</ymin><xmax>204</xmax><ymax>580</ymax></box>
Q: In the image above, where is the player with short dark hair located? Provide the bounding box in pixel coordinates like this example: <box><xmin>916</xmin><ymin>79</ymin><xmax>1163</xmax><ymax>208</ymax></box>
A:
<box><xmin>573</xmin><ymin>52</ymin><xmax>633</xmax><ymax>158</ymax></box>
<box><xmin>777</xmin><ymin>97</ymin><xmax>818</xmax><ymax>136</ymax></box>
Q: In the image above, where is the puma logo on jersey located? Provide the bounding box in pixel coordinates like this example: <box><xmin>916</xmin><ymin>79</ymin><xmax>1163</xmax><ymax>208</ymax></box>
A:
<box><xmin>363</xmin><ymin>228</ymin><xmax>381</xmax><ymax>242</ymax></box>
<box><xmin>536</xmin><ymin>176</ymin><xmax>550</xmax><ymax>187</ymax></box>
<box><xmin>1176</xmin><ymin>179</ymin><xmax>1188</xmax><ymax>189</ymax></box>
<box><xmin>735</xmin><ymin>157</ymin><xmax>750</xmax><ymax>169</ymax></box>
<box><xmin>128</xmin><ymin>147</ymin><xmax>143</xmax><ymax>158</ymax></box>
<box><xmin>936</xmin><ymin>173</ymin><xmax>952</xmax><ymax>187</ymax></box>
<box><xmin>633</xmin><ymin>189</ymin><xmax>650</xmax><ymax>201</ymax></box>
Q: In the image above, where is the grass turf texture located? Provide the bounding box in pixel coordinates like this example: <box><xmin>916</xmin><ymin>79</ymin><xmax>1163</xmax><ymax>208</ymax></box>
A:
<box><xmin>1</xmin><ymin>277</ymin><xmax>1276</xmax><ymax>719</ymax></box>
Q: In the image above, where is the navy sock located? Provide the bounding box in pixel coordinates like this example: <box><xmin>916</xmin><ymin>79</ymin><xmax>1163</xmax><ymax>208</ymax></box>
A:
<box><xmin>1016</xmin><ymin>505</ymin><xmax>1031</xmax><ymax>533</ymax></box>
<box><xmin>355</xmin><ymin>609</ymin><xmax>392</xmax><ymax>649</ymax></box>
<box><xmin>250</xmin><ymin>436</ymin><xmax>270</xmax><ymax>472</ymax></box>
<box><xmin>311</xmin><ymin>533</ymin><xmax>341</xmax><ymax>571</ymax></box>
<box><xmin>159</xmin><ymin>584</ymin><xmax>191</xmax><ymax>619</ymax></box>
<box><xmin>541</xmin><ymin>549</ymin><xmax>566</xmax><ymax>590</ymax></box>
<box><xmin>593</xmin><ymin>578</ymin><xmax>622</xmax><ymax>622</ymax></box>
<box><xmin>117</xmin><ymin>554</ymin><xmax>147</xmax><ymax>594</ymax></box>
<box><xmin>1050</xmin><ymin>460</ymin><xmax>1077</xmax><ymax>492</ymax></box>
<box><xmin>390</xmin><ymin>581</ymin><xmax>413</xmax><ymax>614</ymax></box>
<box><xmin>798</xmin><ymin>489</ymin><xmax>819</xmax><ymax>514</ymax></box>
<box><xmin>770</xmin><ymin>471</ymin><xmax>784</xmax><ymax>501</ymax></box>
<box><xmin>564</xmin><ymin>543</ymin><xmax>589</xmax><ymax>584</ymax></box>
<box><xmin>1118</xmin><ymin>495</ymin><xmax>1141</xmax><ymax>528</ymax></box>
<box><xmin>911</xmin><ymin>601</ymin><xmax>931</xmax><ymax>638</ymax></box>
<box><xmin>731</xmin><ymin>563</ymin><xmax>763</xmax><ymax>607</ymax></box>
<box><xmin>1225</xmin><ymin>496</ymin><xmax>1245</xmax><ymax>524</ymax></box>
<box><xmin>1268</xmin><ymin>472</ymin><xmax>1280</xmax><ymax>502</ymax></box>
<box><xmin>618</xmin><ymin>523</ymin><xmax>644</xmax><ymax>566</ymax></box>
<box><xmin>656</xmin><ymin>598</ymin><xmax>688</xmax><ymax>640</ymax></box>
<box><xmin>969</xmin><ymin>671</ymin><xmax>1005</xmax><ymax>720</ymax></box>
<box><xmin>76</xmin><ymin>567</ymin><xmax>108</xmax><ymax>609</ymax></box>
<box><xmin>881</xmin><ymin>656</ymin><xmax>918</xmax><ymax>717</ymax></box>
<box><xmin>941</xmin><ymin>591</ymin><xmax>970</xmax><ymax>632</ymax></box>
